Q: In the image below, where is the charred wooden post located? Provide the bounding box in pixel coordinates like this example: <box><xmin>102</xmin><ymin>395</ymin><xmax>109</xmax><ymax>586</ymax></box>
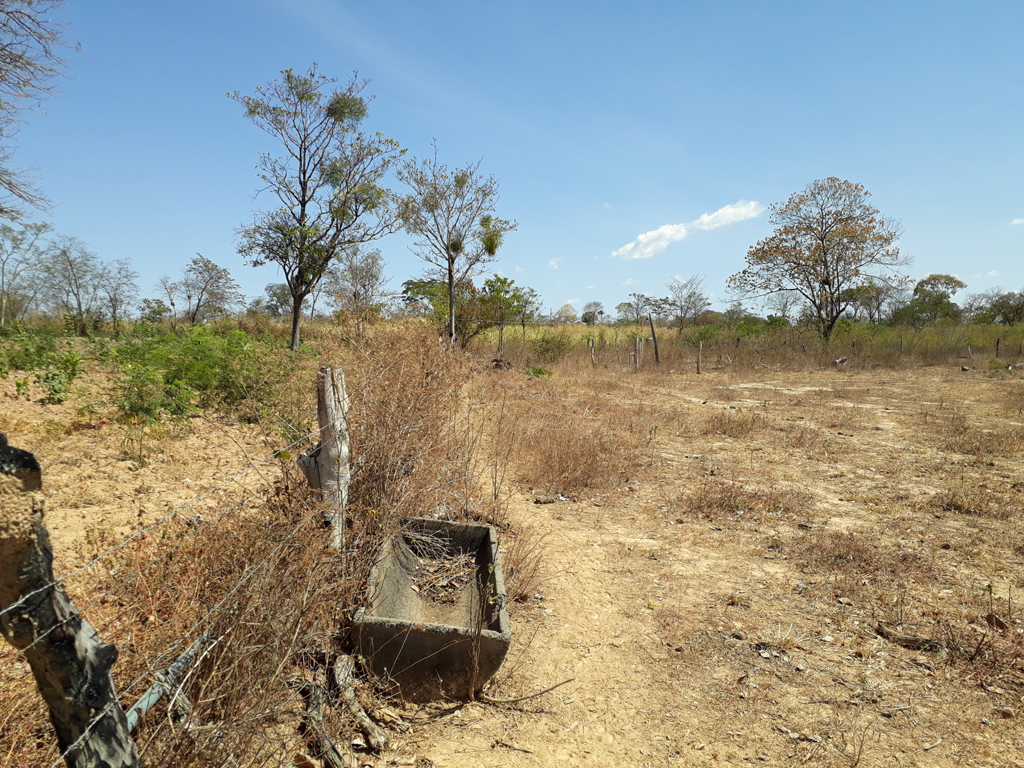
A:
<box><xmin>299</xmin><ymin>367</ymin><xmax>351</xmax><ymax>555</ymax></box>
<box><xmin>0</xmin><ymin>435</ymin><xmax>140</xmax><ymax>768</ymax></box>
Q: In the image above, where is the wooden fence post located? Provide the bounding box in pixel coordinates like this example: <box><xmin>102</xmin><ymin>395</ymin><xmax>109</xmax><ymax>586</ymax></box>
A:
<box><xmin>648</xmin><ymin>316</ymin><xmax>660</xmax><ymax>364</ymax></box>
<box><xmin>0</xmin><ymin>435</ymin><xmax>140</xmax><ymax>768</ymax></box>
<box><xmin>299</xmin><ymin>368</ymin><xmax>351</xmax><ymax>557</ymax></box>
<box><xmin>697</xmin><ymin>340</ymin><xmax>702</xmax><ymax>374</ymax></box>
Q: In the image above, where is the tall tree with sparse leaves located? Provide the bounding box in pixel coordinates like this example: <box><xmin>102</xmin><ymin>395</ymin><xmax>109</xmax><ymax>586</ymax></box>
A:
<box><xmin>728</xmin><ymin>178</ymin><xmax>907</xmax><ymax>340</ymax></box>
<box><xmin>398</xmin><ymin>142</ymin><xmax>516</xmax><ymax>346</ymax></box>
<box><xmin>232</xmin><ymin>65</ymin><xmax>404</xmax><ymax>350</ymax></box>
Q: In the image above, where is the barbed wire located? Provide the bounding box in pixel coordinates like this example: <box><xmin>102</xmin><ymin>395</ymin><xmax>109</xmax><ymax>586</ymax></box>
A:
<box><xmin>49</xmin><ymin>501</ymin><xmax>328</xmax><ymax>767</ymax></box>
<box><xmin>0</xmin><ymin>417</ymin><xmax>334</xmax><ymax>621</ymax></box>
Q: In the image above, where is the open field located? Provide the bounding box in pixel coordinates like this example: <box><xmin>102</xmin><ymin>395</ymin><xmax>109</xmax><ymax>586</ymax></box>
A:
<box><xmin>394</xmin><ymin>363</ymin><xmax>1024</xmax><ymax>767</ymax></box>
<box><xmin>2</xmin><ymin>327</ymin><xmax>1023</xmax><ymax>767</ymax></box>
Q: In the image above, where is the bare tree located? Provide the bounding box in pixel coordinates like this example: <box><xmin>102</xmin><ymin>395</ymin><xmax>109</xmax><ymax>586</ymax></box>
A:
<box><xmin>157</xmin><ymin>274</ymin><xmax>179</xmax><ymax>328</ymax></box>
<box><xmin>232</xmin><ymin>65</ymin><xmax>404</xmax><ymax>350</ymax></box>
<box><xmin>615</xmin><ymin>292</ymin><xmax>653</xmax><ymax>323</ymax></box>
<box><xmin>397</xmin><ymin>142</ymin><xmax>516</xmax><ymax>345</ymax></box>
<box><xmin>0</xmin><ymin>0</ymin><xmax>73</xmax><ymax>214</ymax></box>
<box><xmin>665</xmin><ymin>274</ymin><xmax>711</xmax><ymax>330</ymax></box>
<box><xmin>39</xmin><ymin>235</ymin><xmax>103</xmax><ymax>333</ymax></box>
<box><xmin>0</xmin><ymin>218</ymin><xmax>48</xmax><ymax>323</ymax></box>
<box><xmin>162</xmin><ymin>254</ymin><xmax>244</xmax><ymax>325</ymax></box>
<box><xmin>335</xmin><ymin>243</ymin><xmax>389</xmax><ymax>314</ymax></box>
<box><xmin>764</xmin><ymin>291</ymin><xmax>800</xmax><ymax>322</ymax></box>
<box><xmin>99</xmin><ymin>258</ymin><xmax>139</xmax><ymax>333</ymax></box>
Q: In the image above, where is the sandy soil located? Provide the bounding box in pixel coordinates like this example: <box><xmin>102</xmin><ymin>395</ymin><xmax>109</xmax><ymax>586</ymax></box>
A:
<box><xmin>384</xmin><ymin>367</ymin><xmax>1024</xmax><ymax>768</ymax></box>
<box><xmin>3</xmin><ymin>364</ymin><xmax>1024</xmax><ymax>767</ymax></box>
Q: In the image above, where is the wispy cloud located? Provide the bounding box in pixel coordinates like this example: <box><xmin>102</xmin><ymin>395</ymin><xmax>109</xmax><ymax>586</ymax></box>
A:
<box><xmin>623</xmin><ymin>278</ymin><xmax>636</xmax><ymax>286</ymax></box>
<box><xmin>567</xmin><ymin>298</ymin><xmax>581</xmax><ymax>305</ymax></box>
<box><xmin>611</xmin><ymin>200</ymin><xmax>765</xmax><ymax>260</ymax></box>
<box><xmin>1013</xmin><ymin>218</ymin><xmax>1024</xmax><ymax>226</ymax></box>
<box><xmin>548</xmin><ymin>258</ymin><xmax>562</xmax><ymax>270</ymax></box>
<box><xmin>988</xmin><ymin>270</ymin><xmax>1000</xmax><ymax>277</ymax></box>
<box><xmin>514</xmin><ymin>266</ymin><xmax>524</xmax><ymax>273</ymax></box>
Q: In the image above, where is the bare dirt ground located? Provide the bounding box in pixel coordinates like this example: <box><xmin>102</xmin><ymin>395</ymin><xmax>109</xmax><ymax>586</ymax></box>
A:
<box><xmin>387</xmin><ymin>366</ymin><xmax>1024</xmax><ymax>768</ymax></box>
<box><xmin>4</xmin><ymin>364</ymin><xmax>1024</xmax><ymax>767</ymax></box>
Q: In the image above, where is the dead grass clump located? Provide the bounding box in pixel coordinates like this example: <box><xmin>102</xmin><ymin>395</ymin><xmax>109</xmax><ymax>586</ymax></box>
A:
<box><xmin>795</xmin><ymin>528</ymin><xmax>932</xmax><ymax>585</ymax></box>
<box><xmin>1</xmin><ymin>470</ymin><xmax>350</xmax><ymax>767</ymax></box>
<box><xmin>498</xmin><ymin>524</ymin><xmax>548</xmax><ymax>603</ymax></box>
<box><xmin>516</xmin><ymin>411</ymin><xmax>635</xmax><ymax>494</ymax></box>
<box><xmin>679</xmin><ymin>476</ymin><xmax>804</xmax><ymax>524</ymax></box>
<box><xmin>932</xmin><ymin>483</ymin><xmax>1012</xmax><ymax>519</ymax></box>
<box><xmin>774</xmin><ymin>420</ymin><xmax>823</xmax><ymax>449</ymax></box>
<box><xmin>943</xmin><ymin>412</ymin><xmax>1024</xmax><ymax>456</ymax></box>
<box><xmin>701</xmin><ymin>409</ymin><xmax>768</xmax><ymax>438</ymax></box>
<box><xmin>341</xmin><ymin>324</ymin><xmax>481</xmax><ymax>521</ymax></box>
<box><xmin>939</xmin><ymin>619</ymin><xmax>1024</xmax><ymax>692</ymax></box>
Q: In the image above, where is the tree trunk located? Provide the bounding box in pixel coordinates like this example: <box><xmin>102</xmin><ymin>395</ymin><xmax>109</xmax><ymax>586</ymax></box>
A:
<box><xmin>290</xmin><ymin>291</ymin><xmax>306</xmax><ymax>351</ymax></box>
<box><xmin>447</xmin><ymin>258</ymin><xmax>456</xmax><ymax>347</ymax></box>
<box><xmin>0</xmin><ymin>435</ymin><xmax>140</xmax><ymax>768</ymax></box>
<box><xmin>298</xmin><ymin>368</ymin><xmax>351</xmax><ymax>556</ymax></box>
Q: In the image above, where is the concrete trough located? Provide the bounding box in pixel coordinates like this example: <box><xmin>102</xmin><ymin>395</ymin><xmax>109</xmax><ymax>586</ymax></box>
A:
<box><xmin>353</xmin><ymin>517</ymin><xmax>511</xmax><ymax>701</ymax></box>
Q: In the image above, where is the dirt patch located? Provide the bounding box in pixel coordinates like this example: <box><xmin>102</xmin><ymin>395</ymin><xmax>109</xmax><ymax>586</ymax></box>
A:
<box><xmin>384</xmin><ymin>367</ymin><xmax>1024</xmax><ymax>767</ymax></box>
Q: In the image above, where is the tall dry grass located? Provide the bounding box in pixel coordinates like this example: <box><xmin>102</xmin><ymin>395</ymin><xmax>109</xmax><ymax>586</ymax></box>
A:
<box><xmin>1</xmin><ymin>321</ymin><xmax>533</xmax><ymax>766</ymax></box>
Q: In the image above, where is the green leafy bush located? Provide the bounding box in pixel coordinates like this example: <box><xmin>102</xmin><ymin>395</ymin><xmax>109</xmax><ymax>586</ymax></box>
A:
<box><xmin>111</xmin><ymin>363</ymin><xmax>195</xmax><ymax>423</ymax></box>
<box><xmin>531</xmin><ymin>333</ymin><xmax>573</xmax><ymax>362</ymax></box>
<box><xmin>34</xmin><ymin>370</ymin><xmax>71</xmax><ymax>405</ymax></box>
<box><xmin>111</xmin><ymin>325</ymin><xmax>287</xmax><ymax>417</ymax></box>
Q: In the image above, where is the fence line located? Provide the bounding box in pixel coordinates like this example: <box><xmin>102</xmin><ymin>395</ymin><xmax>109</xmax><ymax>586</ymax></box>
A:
<box><xmin>48</xmin><ymin>501</ymin><xmax>329</xmax><ymax>767</ymax></box>
<box><xmin>0</xmin><ymin>417</ymin><xmax>339</xmax><ymax>624</ymax></box>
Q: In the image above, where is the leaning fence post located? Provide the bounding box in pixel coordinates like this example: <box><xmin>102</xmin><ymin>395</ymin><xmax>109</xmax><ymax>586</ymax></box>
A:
<box><xmin>0</xmin><ymin>435</ymin><xmax>140</xmax><ymax>768</ymax></box>
<box><xmin>299</xmin><ymin>367</ymin><xmax>351</xmax><ymax>557</ymax></box>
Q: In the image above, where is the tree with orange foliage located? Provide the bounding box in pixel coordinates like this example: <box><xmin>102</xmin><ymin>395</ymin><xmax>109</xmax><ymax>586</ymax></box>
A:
<box><xmin>728</xmin><ymin>178</ymin><xmax>907</xmax><ymax>339</ymax></box>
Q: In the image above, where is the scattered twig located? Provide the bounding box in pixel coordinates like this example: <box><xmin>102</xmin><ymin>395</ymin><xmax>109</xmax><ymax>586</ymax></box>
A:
<box><xmin>297</xmin><ymin>670</ymin><xmax>352</xmax><ymax>768</ymax></box>
<box><xmin>479</xmin><ymin>677</ymin><xmax>575</xmax><ymax>705</ymax></box>
<box><xmin>333</xmin><ymin>655</ymin><xmax>389</xmax><ymax>751</ymax></box>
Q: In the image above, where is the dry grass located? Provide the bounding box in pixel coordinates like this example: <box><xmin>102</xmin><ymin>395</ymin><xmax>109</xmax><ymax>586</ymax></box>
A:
<box><xmin>0</xmin><ymin>321</ymin><xmax>526</xmax><ymax>766</ymax></box>
<box><xmin>671</xmin><ymin>474</ymin><xmax>806</xmax><ymax>525</ymax></box>
<box><xmin>700</xmin><ymin>408</ymin><xmax>769</xmax><ymax>438</ymax></box>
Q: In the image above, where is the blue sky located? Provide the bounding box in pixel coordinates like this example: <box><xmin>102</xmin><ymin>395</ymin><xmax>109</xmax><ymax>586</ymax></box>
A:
<box><xmin>13</xmin><ymin>0</ymin><xmax>1024</xmax><ymax>315</ymax></box>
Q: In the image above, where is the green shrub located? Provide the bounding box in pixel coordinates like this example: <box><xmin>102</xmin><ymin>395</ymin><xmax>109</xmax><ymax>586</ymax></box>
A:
<box><xmin>5</xmin><ymin>332</ymin><xmax>58</xmax><ymax>371</ymax></box>
<box><xmin>111</xmin><ymin>325</ymin><xmax>287</xmax><ymax>416</ymax></box>
<box><xmin>531</xmin><ymin>332</ymin><xmax>573</xmax><ymax>362</ymax></box>
<box><xmin>111</xmin><ymin>363</ymin><xmax>195</xmax><ymax>424</ymax></box>
<box><xmin>34</xmin><ymin>370</ymin><xmax>71</xmax><ymax>405</ymax></box>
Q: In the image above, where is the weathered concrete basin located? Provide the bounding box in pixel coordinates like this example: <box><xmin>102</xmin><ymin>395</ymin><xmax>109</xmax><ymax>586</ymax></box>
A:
<box><xmin>353</xmin><ymin>517</ymin><xmax>511</xmax><ymax>701</ymax></box>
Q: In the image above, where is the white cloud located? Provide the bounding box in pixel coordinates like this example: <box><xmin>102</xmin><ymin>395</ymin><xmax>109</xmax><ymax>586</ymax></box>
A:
<box><xmin>514</xmin><ymin>266</ymin><xmax>524</xmax><ymax>273</ymax></box>
<box><xmin>548</xmin><ymin>258</ymin><xmax>562</xmax><ymax>270</ymax></box>
<box><xmin>623</xmin><ymin>278</ymin><xmax>636</xmax><ymax>286</ymax></box>
<box><xmin>587</xmin><ymin>285</ymin><xmax>595</xmax><ymax>290</ymax></box>
<box><xmin>567</xmin><ymin>298</ymin><xmax>581</xmax><ymax>305</ymax></box>
<box><xmin>603</xmin><ymin>202</ymin><xmax>612</xmax><ymax>209</ymax></box>
<box><xmin>611</xmin><ymin>200</ymin><xmax>766</xmax><ymax>260</ymax></box>
<box><xmin>1013</xmin><ymin>218</ymin><xmax>1024</xmax><ymax>225</ymax></box>
<box><xmin>988</xmin><ymin>270</ymin><xmax>1000</xmax><ymax>277</ymax></box>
